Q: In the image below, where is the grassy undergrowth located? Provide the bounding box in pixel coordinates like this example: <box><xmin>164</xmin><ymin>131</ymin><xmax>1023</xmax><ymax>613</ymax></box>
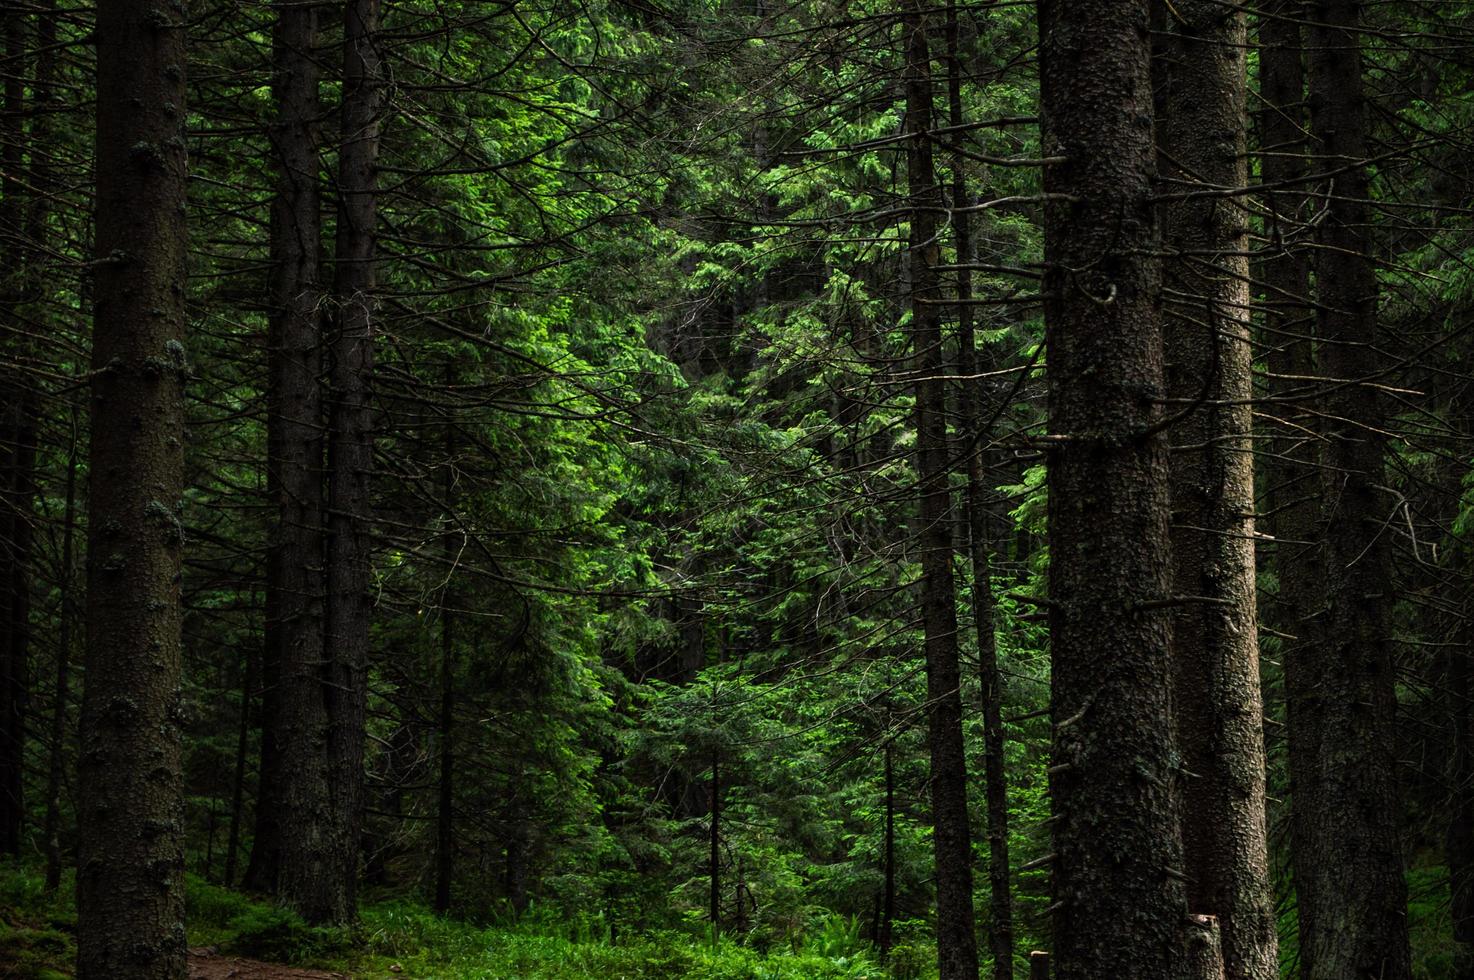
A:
<box><xmin>0</xmin><ymin>867</ymin><xmax>922</xmax><ymax>979</ymax></box>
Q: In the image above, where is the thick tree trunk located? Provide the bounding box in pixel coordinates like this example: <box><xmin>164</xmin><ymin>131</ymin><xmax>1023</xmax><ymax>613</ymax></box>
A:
<box><xmin>945</xmin><ymin>11</ymin><xmax>1013</xmax><ymax>978</ymax></box>
<box><xmin>902</xmin><ymin>5</ymin><xmax>979</xmax><ymax>978</ymax></box>
<box><xmin>1037</xmin><ymin>0</ymin><xmax>1187</xmax><ymax>975</ymax></box>
<box><xmin>77</xmin><ymin>0</ymin><xmax>190</xmax><ymax>973</ymax></box>
<box><xmin>264</xmin><ymin>0</ymin><xmax>339</xmax><ymax>923</ymax></box>
<box><xmin>325</xmin><ymin>0</ymin><xmax>385</xmax><ymax>921</ymax></box>
<box><xmin>1154</xmin><ymin>4</ymin><xmax>1278</xmax><ymax>978</ymax></box>
<box><xmin>1291</xmin><ymin>2</ymin><xmax>1412</xmax><ymax>976</ymax></box>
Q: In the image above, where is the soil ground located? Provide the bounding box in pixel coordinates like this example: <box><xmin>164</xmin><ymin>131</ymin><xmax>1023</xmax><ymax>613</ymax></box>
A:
<box><xmin>188</xmin><ymin>948</ymin><xmax>353</xmax><ymax>980</ymax></box>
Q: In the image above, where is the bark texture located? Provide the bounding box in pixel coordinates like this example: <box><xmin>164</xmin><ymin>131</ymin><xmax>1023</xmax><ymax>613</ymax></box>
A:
<box><xmin>325</xmin><ymin>0</ymin><xmax>385</xmax><ymax>921</ymax></box>
<box><xmin>1182</xmin><ymin>915</ymin><xmax>1227</xmax><ymax>980</ymax></box>
<box><xmin>1155</xmin><ymin>3</ymin><xmax>1277</xmax><ymax>977</ymax></box>
<box><xmin>902</xmin><ymin>5</ymin><xmax>979</xmax><ymax>978</ymax></box>
<box><xmin>259</xmin><ymin>0</ymin><xmax>339</xmax><ymax>921</ymax></box>
<box><xmin>1037</xmin><ymin>0</ymin><xmax>1187</xmax><ymax>975</ymax></box>
<box><xmin>1293</xmin><ymin>1</ymin><xmax>1412</xmax><ymax>976</ymax></box>
<box><xmin>77</xmin><ymin>0</ymin><xmax>190</xmax><ymax>974</ymax></box>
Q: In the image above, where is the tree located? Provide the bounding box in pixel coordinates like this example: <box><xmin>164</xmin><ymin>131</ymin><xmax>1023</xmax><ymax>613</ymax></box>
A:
<box><xmin>249</xmin><ymin>0</ymin><xmax>335</xmax><ymax>916</ymax></box>
<box><xmin>76</xmin><ymin>0</ymin><xmax>190</xmax><ymax>974</ymax></box>
<box><xmin>1036</xmin><ymin>0</ymin><xmax>1190</xmax><ymax>973</ymax></box>
<box><xmin>324</xmin><ymin>0</ymin><xmax>385</xmax><ymax>920</ymax></box>
<box><xmin>1289</xmin><ymin>0</ymin><xmax>1413</xmax><ymax>975</ymax></box>
<box><xmin>945</xmin><ymin>4</ymin><xmax>1014</xmax><ymax>973</ymax></box>
<box><xmin>0</xmin><ymin>1</ymin><xmax>31</xmax><ymax>859</ymax></box>
<box><xmin>902</xmin><ymin>4</ymin><xmax>979</xmax><ymax>978</ymax></box>
<box><xmin>1155</xmin><ymin>1</ymin><xmax>1277</xmax><ymax>976</ymax></box>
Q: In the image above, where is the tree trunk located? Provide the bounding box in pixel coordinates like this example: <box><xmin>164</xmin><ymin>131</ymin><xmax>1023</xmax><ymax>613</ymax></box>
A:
<box><xmin>28</xmin><ymin>0</ymin><xmax>62</xmax><ymax>891</ymax></box>
<box><xmin>879</xmin><ymin>738</ymin><xmax>895</xmax><ymax>957</ymax></box>
<box><xmin>1037</xmin><ymin>0</ymin><xmax>1187</xmax><ymax>974</ymax></box>
<box><xmin>945</xmin><ymin>9</ymin><xmax>1013</xmax><ymax>978</ymax></box>
<box><xmin>1155</xmin><ymin>3</ymin><xmax>1278</xmax><ymax>977</ymax></box>
<box><xmin>709</xmin><ymin>754</ymin><xmax>721</xmax><ymax>932</ymax></box>
<box><xmin>1256</xmin><ymin>7</ymin><xmax>1330</xmax><ymax>977</ymax></box>
<box><xmin>323</xmin><ymin>0</ymin><xmax>384</xmax><ymax>922</ymax></box>
<box><xmin>902</xmin><ymin>6</ymin><xmax>979</xmax><ymax>978</ymax></box>
<box><xmin>261</xmin><ymin>0</ymin><xmax>342</xmax><ymax>923</ymax></box>
<box><xmin>434</xmin><ymin>432</ymin><xmax>457</xmax><ymax>915</ymax></box>
<box><xmin>1182</xmin><ymin>915</ymin><xmax>1227</xmax><ymax>980</ymax></box>
<box><xmin>1292</xmin><ymin>2</ymin><xmax>1412</xmax><ymax>976</ymax></box>
<box><xmin>43</xmin><ymin>406</ymin><xmax>77</xmax><ymax>891</ymax></box>
<box><xmin>433</xmin><ymin>599</ymin><xmax>454</xmax><ymax>913</ymax></box>
<box><xmin>1448</xmin><ymin>623</ymin><xmax>1474</xmax><ymax>980</ymax></box>
<box><xmin>0</xmin><ymin>3</ymin><xmax>29</xmax><ymax>860</ymax></box>
<box><xmin>223</xmin><ymin>630</ymin><xmax>255</xmax><ymax>888</ymax></box>
<box><xmin>77</xmin><ymin>0</ymin><xmax>190</xmax><ymax>973</ymax></box>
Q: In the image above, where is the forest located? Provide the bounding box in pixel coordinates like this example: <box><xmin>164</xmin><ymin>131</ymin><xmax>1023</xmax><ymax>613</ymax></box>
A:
<box><xmin>0</xmin><ymin>0</ymin><xmax>1471</xmax><ymax>978</ymax></box>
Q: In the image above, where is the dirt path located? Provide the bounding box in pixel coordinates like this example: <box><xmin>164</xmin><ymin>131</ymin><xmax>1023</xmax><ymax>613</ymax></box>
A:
<box><xmin>188</xmin><ymin>947</ymin><xmax>353</xmax><ymax>980</ymax></box>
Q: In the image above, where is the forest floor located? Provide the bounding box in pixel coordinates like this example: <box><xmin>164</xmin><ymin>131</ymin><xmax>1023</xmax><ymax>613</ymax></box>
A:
<box><xmin>189</xmin><ymin>948</ymin><xmax>351</xmax><ymax>980</ymax></box>
<box><xmin>2</xmin><ymin>868</ymin><xmax>903</xmax><ymax>980</ymax></box>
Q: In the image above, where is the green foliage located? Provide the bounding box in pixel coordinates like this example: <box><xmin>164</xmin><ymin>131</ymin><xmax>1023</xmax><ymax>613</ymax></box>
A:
<box><xmin>181</xmin><ymin>876</ymin><xmax>347</xmax><ymax>959</ymax></box>
<box><xmin>1</xmin><ymin>868</ymin><xmax>906</xmax><ymax>979</ymax></box>
<box><xmin>0</xmin><ymin>869</ymin><xmax>74</xmax><ymax>980</ymax></box>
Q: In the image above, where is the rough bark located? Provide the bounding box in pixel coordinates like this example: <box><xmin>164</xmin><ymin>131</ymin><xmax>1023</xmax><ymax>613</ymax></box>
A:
<box><xmin>945</xmin><ymin>10</ymin><xmax>1013</xmax><ymax>979</ymax></box>
<box><xmin>1154</xmin><ymin>3</ymin><xmax>1277</xmax><ymax>977</ymax></box>
<box><xmin>77</xmin><ymin>0</ymin><xmax>190</xmax><ymax>973</ymax></box>
<box><xmin>1292</xmin><ymin>1</ymin><xmax>1412</xmax><ymax>976</ymax></box>
<box><xmin>325</xmin><ymin>0</ymin><xmax>385</xmax><ymax>920</ymax></box>
<box><xmin>1182</xmin><ymin>915</ymin><xmax>1227</xmax><ymax>980</ymax></box>
<box><xmin>262</xmin><ymin>0</ymin><xmax>339</xmax><ymax>922</ymax></box>
<box><xmin>1037</xmin><ymin>0</ymin><xmax>1187</xmax><ymax>974</ymax></box>
<box><xmin>902</xmin><ymin>5</ymin><xmax>979</xmax><ymax>978</ymax></box>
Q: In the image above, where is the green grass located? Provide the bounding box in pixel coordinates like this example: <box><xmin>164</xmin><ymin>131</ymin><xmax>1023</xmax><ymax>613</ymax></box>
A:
<box><xmin>0</xmin><ymin>867</ymin><xmax>908</xmax><ymax>979</ymax></box>
<box><xmin>0</xmin><ymin>867</ymin><xmax>74</xmax><ymax>980</ymax></box>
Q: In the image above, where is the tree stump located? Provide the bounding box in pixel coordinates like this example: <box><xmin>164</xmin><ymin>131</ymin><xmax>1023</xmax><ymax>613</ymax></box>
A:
<box><xmin>1182</xmin><ymin>914</ymin><xmax>1225</xmax><ymax>980</ymax></box>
